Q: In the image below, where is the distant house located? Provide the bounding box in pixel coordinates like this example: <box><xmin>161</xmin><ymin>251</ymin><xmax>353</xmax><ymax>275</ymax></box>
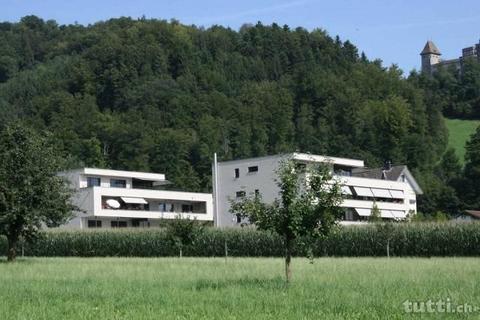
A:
<box><xmin>455</xmin><ymin>210</ymin><xmax>480</xmax><ymax>222</ymax></box>
<box><xmin>60</xmin><ymin>168</ymin><xmax>213</xmax><ymax>229</ymax></box>
<box><xmin>212</xmin><ymin>153</ymin><xmax>422</xmax><ymax>227</ymax></box>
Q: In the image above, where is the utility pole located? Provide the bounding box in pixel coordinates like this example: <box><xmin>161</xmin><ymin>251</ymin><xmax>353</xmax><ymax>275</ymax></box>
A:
<box><xmin>212</xmin><ymin>153</ymin><xmax>219</xmax><ymax>227</ymax></box>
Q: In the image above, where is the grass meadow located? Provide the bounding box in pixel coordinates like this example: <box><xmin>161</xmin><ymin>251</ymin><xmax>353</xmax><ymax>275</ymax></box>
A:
<box><xmin>0</xmin><ymin>257</ymin><xmax>479</xmax><ymax>319</ymax></box>
<box><xmin>446</xmin><ymin>118</ymin><xmax>480</xmax><ymax>163</ymax></box>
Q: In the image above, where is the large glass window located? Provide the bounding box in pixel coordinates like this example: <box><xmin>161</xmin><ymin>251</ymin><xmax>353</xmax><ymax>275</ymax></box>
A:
<box><xmin>87</xmin><ymin>177</ymin><xmax>101</xmax><ymax>187</ymax></box>
<box><xmin>110</xmin><ymin>179</ymin><xmax>126</xmax><ymax>188</ymax></box>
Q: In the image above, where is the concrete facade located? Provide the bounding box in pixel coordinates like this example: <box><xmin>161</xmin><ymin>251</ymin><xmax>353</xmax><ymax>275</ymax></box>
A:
<box><xmin>212</xmin><ymin>153</ymin><xmax>422</xmax><ymax>227</ymax></box>
<box><xmin>61</xmin><ymin>168</ymin><xmax>213</xmax><ymax>229</ymax></box>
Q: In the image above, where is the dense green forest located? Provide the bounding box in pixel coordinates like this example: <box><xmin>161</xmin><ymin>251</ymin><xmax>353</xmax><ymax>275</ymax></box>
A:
<box><xmin>0</xmin><ymin>16</ymin><xmax>477</xmax><ymax>214</ymax></box>
<box><xmin>412</xmin><ymin>59</ymin><xmax>480</xmax><ymax>119</ymax></box>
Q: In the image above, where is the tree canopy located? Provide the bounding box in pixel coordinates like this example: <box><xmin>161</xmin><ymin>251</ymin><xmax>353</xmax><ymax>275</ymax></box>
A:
<box><xmin>231</xmin><ymin>160</ymin><xmax>344</xmax><ymax>283</ymax></box>
<box><xmin>0</xmin><ymin>123</ymin><xmax>74</xmax><ymax>261</ymax></box>
<box><xmin>461</xmin><ymin>127</ymin><xmax>480</xmax><ymax>209</ymax></box>
<box><xmin>0</xmin><ymin>16</ymin><xmax>461</xmax><ymax>214</ymax></box>
<box><xmin>411</xmin><ymin>59</ymin><xmax>480</xmax><ymax>119</ymax></box>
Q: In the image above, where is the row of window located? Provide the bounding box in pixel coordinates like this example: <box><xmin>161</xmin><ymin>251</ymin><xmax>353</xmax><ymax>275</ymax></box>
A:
<box><xmin>87</xmin><ymin>176</ymin><xmax>126</xmax><ymax>188</ymax></box>
<box><xmin>158</xmin><ymin>203</ymin><xmax>194</xmax><ymax>213</ymax></box>
<box><xmin>87</xmin><ymin>220</ymin><xmax>127</xmax><ymax>228</ymax></box>
<box><xmin>234</xmin><ymin>166</ymin><xmax>258</xmax><ymax>178</ymax></box>
<box><xmin>87</xmin><ymin>219</ymin><xmax>152</xmax><ymax>228</ymax></box>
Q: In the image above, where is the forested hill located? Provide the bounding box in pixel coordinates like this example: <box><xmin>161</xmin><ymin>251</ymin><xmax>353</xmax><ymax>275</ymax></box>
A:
<box><xmin>0</xmin><ymin>16</ymin><xmax>447</xmax><ymax>194</ymax></box>
<box><xmin>411</xmin><ymin>59</ymin><xmax>480</xmax><ymax>119</ymax></box>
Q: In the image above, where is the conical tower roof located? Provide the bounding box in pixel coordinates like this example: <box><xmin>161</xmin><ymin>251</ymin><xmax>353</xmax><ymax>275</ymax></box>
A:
<box><xmin>421</xmin><ymin>41</ymin><xmax>441</xmax><ymax>55</ymax></box>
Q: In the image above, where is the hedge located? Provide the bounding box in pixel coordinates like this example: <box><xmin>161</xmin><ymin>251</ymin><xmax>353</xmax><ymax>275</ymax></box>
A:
<box><xmin>1</xmin><ymin>222</ymin><xmax>480</xmax><ymax>257</ymax></box>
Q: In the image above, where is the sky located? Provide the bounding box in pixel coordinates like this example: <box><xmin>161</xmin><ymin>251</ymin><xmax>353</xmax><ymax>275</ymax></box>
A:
<box><xmin>2</xmin><ymin>0</ymin><xmax>480</xmax><ymax>73</ymax></box>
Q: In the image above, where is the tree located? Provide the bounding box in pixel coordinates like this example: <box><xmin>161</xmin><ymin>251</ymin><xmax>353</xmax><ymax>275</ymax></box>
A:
<box><xmin>0</xmin><ymin>123</ymin><xmax>74</xmax><ymax>261</ymax></box>
<box><xmin>375</xmin><ymin>222</ymin><xmax>394</xmax><ymax>258</ymax></box>
<box><xmin>231</xmin><ymin>160</ymin><xmax>344</xmax><ymax>283</ymax></box>
<box><xmin>461</xmin><ymin>126</ymin><xmax>480</xmax><ymax>208</ymax></box>
<box><xmin>435</xmin><ymin>148</ymin><xmax>462</xmax><ymax>183</ymax></box>
<box><xmin>369</xmin><ymin>203</ymin><xmax>381</xmax><ymax>222</ymax></box>
<box><xmin>0</xmin><ymin>16</ymin><xmax>451</xmax><ymax>210</ymax></box>
<box><xmin>165</xmin><ymin>215</ymin><xmax>204</xmax><ymax>258</ymax></box>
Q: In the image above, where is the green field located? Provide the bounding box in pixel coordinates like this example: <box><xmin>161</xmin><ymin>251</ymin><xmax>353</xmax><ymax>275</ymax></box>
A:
<box><xmin>0</xmin><ymin>257</ymin><xmax>479</xmax><ymax>319</ymax></box>
<box><xmin>446</xmin><ymin>118</ymin><xmax>480</xmax><ymax>164</ymax></box>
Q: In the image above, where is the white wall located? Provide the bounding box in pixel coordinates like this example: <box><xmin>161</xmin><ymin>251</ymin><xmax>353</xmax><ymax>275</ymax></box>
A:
<box><xmin>92</xmin><ymin>187</ymin><xmax>213</xmax><ymax>221</ymax></box>
<box><xmin>61</xmin><ymin>169</ymin><xmax>213</xmax><ymax>228</ymax></box>
<box><xmin>216</xmin><ymin>155</ymin><xmax>284</xmax><ymax>227</ymax></box>
<box><xmin>215</xmin><ymin>155</ymin><xmax>420</xmax><ymax>226</ymax></box>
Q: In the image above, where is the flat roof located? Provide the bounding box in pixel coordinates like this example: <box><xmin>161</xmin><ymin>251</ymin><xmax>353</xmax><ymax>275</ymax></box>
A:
<box><xmin>292</xmin><ymin>153</ymin><xmax>364</xmax><ymax>168</ymax></box>
<box><xmin>68</xmin><ymin>168</ymin><xmax>166</xmax><ymax>182</ymax></box>
<box><xmin>217</xmin><ymin>152</ymin><xmax>364</xmax><ymax>168</ymax></box>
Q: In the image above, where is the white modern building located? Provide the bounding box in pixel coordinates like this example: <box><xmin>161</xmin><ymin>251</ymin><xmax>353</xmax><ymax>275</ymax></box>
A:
<box><xmin>61</xmin><ymin>168</ymin><xmax>213</xmax><ymax>229</ymax></box>
<box><xmin>212</xmin><ymin>153</ymin><xmax>423</xmax><ymax>226</ymax></box>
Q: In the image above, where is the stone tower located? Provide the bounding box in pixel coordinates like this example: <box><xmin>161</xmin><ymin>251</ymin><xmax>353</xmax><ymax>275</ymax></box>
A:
<box><xmin>420</xmin><ymin>41</ymin><xmax>441</xmax><ymax>74</ymax></box>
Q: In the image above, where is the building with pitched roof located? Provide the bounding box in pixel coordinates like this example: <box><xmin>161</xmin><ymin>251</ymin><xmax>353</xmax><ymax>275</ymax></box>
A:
<box><xmin>421</xmin><ymin>40</ymin><xmax>480</xmax><ymax>74</ymax></box>
<box><xmin>212</xmin><ymin>153</ymin><xmax>422</xmax><ymax>226</ymax></box>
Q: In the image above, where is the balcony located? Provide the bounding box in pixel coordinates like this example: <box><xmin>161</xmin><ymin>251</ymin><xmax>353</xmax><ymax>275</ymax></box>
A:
<box><xmin>89</xmin><ymin>186</ymin><xmax>213</xmax><ymax>221</ymax></box>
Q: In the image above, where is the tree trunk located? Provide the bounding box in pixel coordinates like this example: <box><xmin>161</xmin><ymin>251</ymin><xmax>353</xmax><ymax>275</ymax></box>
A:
<box><xmin>7</xmin><ymin>236</ymin><xmax>17</xmax><ymax>262</ymax></box>
<box><xmin>285</xmin><ymin>238</ymin><xmax>292</xmax><ymax>284</ymax></box>
<box><xmin>179</xmin><ymin>247</ymin><xmax>183</xmax><ymax>258</ymax></box>
<box><xmin>224</xmin><ymin>240</ymin><xmax>228</xmax><ymax>263</ymax></box>
<box><xmin>386</xmin><ymin>240</ymin><xmax>390</xmax><ymax>258</ymax></box>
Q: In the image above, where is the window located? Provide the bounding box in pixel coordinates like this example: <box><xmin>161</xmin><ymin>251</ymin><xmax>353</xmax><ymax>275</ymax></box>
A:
<box><xmin>409</xmin><ymin>199</ymin><xmax>416</xmax><ymax>205</ymax></box>
<box><xmin>159</xmin><ymin>203</ymin><xmax>174</xmax><ymax>212</ymax></box>
<box><xmin>254</xmin><ymin>189</ymin><xmax>260</xmax><ymax>196</ymax></box>
<box><xmin>248</xmin><ymin>166</ymin><xmax>258</xmax><ymax>173</ymax></box>
<box><xmin>234</xmin><ymin>168</ymin><xmax>240</xmax><ymax>178</ymax></box>
<box><xmin>132</xmin><ymin>219</ymin><xmax>149</xmax><ymax>228</ymax></box>
<box><xmin>110</xmin><ymin>179</ymin><xmax>126</xmax><ymax>188</ymax></box>
<box><xmin>236</xmin><ymin>214</ymin><xmax>242</xmax><ymax>224</ymax></box>
<box><xmin>182</xmin><ymin>204</ymin><xmax>193</xmax><ymax>213</ymax></box>
<box><xmin>295</xmin><ymin>163</ymin><xmax>307</xmax><ymax>173</ymax></box>
<box><xmin>159</xmin><ymin>203</ymin><xmax>166</xmax><ymax>212</ymax></box>
<box><xmin>344</xmin><ymin>210</ymin><xmax>354</xmax><ymax>221</ymax></box>
<box><xmin>87</xmin><ymin>220</ymin><xmax>102</xmax><ymax>228</ymax></box>
<box><xmin>111</xmin><ymin>221</ymin><xmax>127</xmax><ymax>228</ymax></box>
<box><xmin>236</xmin><ymin>191</ymin><xmax>246</xmax><ymax>198</ymax></box>
<box><xmin>87</xmin><ymin>177</ymin><xmax>101</xmax><ymax>187</ymax></box>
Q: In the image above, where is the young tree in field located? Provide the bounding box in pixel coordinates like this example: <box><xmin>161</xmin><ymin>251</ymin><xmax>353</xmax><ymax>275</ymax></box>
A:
<box><xmin>369</xmin><ymin>203</ymin><xmax>381</xmax><ymax>222</ymax></box>
<box><xmin>369</xmin><ymin>203</ymin><xmax>394</xmax><ymax>257</ymax></box>
<box><xmin>231</xmin><ymin>160</ymin><xmax>344</xmax><ymax>283</ymax></box>
<box><xmin>0</xmin><ymin>123</ymin><xmax>74</xmax><ymax>262</ymax></box>
<box><xmin>375</xmin><ymin>222</ymin><xmax>395</xmax><ymax>258</ymax></box>
<box><xmin>166</xmin><ymin>215</ymin><xmax>204</xmax><ymax>258</ymax></box>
